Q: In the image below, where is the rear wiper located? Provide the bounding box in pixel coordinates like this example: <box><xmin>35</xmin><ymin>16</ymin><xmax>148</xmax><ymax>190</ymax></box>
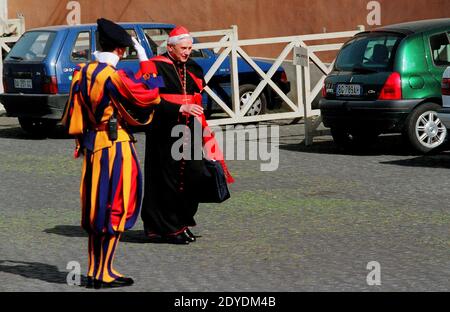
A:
<box><xmin>9</xmin><ymin>56</ymin><xmax>23</xmax><ymax>60</ymax></box>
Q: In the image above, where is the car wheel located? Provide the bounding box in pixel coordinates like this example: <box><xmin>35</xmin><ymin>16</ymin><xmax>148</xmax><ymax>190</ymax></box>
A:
<box><xmin>239</xmin><ymin>84</ymin><xmax>267</xmax><ymax>116</ymax></box>
<box><xmin>404</xmin><ymin>103</ymin><xmax>447</xmax><ymax>153</ymax></box>
<box><xmin>330</xmin><ymin>127</ymin><xmax>378</xmax><ymax>149</ymax></box>
<box><xmin>18</xmin><ymin>117</ymin><xmax>57</xmax><ymax>136</ymax></box>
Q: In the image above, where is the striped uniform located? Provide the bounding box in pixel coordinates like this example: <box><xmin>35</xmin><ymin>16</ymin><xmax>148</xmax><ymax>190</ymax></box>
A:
<box><xmin>62</xmin><ymin>60</ymin><xmax>161</xmax><ymax>282</ymax></box>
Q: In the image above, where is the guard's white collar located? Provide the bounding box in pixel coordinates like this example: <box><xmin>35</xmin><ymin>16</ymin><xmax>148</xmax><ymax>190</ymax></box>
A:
<box><xmin>93</xmin><ymin>51</ymin><xmax>120</xmax><ymax>67</ymax></box>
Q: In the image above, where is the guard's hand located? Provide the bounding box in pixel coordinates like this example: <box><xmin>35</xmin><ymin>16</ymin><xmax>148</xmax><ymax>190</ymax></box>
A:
<box><xmin>179</xmin><ymin>104</ymin><xmax>204</xmax><ymax>117</ymax></box>
<box><xmin>132</xmin><ymin>37</ymin><xmax>148</xmax><ymax>62</ymax></box>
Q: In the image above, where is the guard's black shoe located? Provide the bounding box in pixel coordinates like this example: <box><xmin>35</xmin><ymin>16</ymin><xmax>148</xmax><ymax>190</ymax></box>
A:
<box><xmin>86</xmin><ymin>276</ymin><xmax>94</xmax><ymax>288</ymax></box>
<box><xmin>115</xmin><ymin>276</ymin><xmax>135</xmax><ymax>285</ymax></box>
<box><xmin>93</xmin><ymin>277</ymin><xmax>134</xmax><ymax>289</ymax></box>
<box><xmin>183</xmin><ymin>228</ymin><xmax>196</xmax><ymax>242</ymax></box>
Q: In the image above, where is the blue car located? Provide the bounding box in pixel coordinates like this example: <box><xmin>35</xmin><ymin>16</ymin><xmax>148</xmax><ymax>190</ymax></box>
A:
<box><xmin>0</xmin><ymin>23</ymin><xmax>290</xmax><ymax>134</ymax></box>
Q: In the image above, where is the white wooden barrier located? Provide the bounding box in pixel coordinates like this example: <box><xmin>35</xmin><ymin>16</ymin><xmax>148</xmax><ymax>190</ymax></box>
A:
<box><xmin>191</xmin><ymin>25</ymin><xmax>364</xmax><ymax>145</ymax></box>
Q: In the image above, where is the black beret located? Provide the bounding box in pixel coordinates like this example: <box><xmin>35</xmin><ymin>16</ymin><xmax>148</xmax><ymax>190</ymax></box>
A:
<box><xmin>97</xmin><ymin>18</ymin><xmax>133</xmax><ymax>48</ymax></box>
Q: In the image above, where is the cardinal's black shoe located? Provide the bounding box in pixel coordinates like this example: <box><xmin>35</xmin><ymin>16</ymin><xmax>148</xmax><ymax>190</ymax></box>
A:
<box><xmin>183</xmin><ymin>229</ymin><xmax>196</xmax><ymax>242</ymax></box>
<box><xmin>164</xmin><ymin>233</ymin><xmax>190</xmax><ymax>244</ymax></box>
<box><xmin>93</xmin><ymin>277</ymin><xmax>134</xmax><ymax>289</ymax></box>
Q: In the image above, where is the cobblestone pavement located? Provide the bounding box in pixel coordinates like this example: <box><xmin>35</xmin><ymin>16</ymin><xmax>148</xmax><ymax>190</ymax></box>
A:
<box><xmin>0</xmin><ymin>116</ymin><xmax>449</xmax><ymax>292</ymax></box>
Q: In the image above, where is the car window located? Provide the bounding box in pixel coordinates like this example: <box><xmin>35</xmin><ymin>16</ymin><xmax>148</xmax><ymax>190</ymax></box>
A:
<box><xmin>5</xmin><ymin>31</ymin><xmax>56</xmax><ymax>61</ymax></box>
<box><xmin>94</xmin><ymin>28</ymin><xmax>138</xmax><ymax>60</ymax></box>
<box><xmin>335</xmin><ymin>33</ymin><xmax>403</xmax><ymax>72</ymax></box>
<box><xmin>71</xmin><ymin>31</ymin><xmax>91</xmax><ymax>62</ymax></box>
<box><xmin>123</xmin><ymin>29</ymin><xmax>138</xmax><ymax>60</ymax></box>
<box><xmin>143</xmin><ymin>28</ymin><xmax>170</xmax><ymax>55</ymax></box>
<box><xmin>143</xmin><ymin>27</ymin><xmax>204</xmax><ymax>57</ymax></box>
<box><xmin>429</xmin><ymin>32</ymin><xmax>450</xmax><ymax>67</ymax></box>
<box><xmin>190</xmin><ymin>48</ymin><xmax>205</xmax><ymax>58</ymax></box>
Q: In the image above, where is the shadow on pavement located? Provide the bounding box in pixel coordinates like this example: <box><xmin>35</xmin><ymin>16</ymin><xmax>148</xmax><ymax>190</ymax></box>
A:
<box><xmin>44</xmin><ymin>225</ymin><xmax>149</xmax><ymax>244</ymax></box>
<box><xmin>380</xmin><ymin>152</ymin><xmax>450</xmax><ymax>169</ymax></box>
<box><xmin>0</xmin><ymin>260</ymin><xmax>88</xmax><ymax>285</ymax></box>
<box><xmin>280</xmin><ymin>134</ymin><xmax>427</xmax><ymax>157</ymax></box>
<box><xmin>44</xmin><ymin>225</ymin><xmax>87</xmax><ymax>238</ymax></box>
<box><xmin>0</xmin><ymin>125</ymin><xmax>70</xmax><ymax>140</ymax></box>
<box><xmin>0</xmin><ymin>126</ymin><xmax>38</xmax><ymax>140</ymax></box>
<box><xmin>280</xmin><ymin>133</ymin><xmax>450</xmax><ymax>168</ymax></box>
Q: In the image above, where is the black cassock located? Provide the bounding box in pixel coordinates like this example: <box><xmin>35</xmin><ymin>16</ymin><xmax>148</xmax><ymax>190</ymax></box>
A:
<box><xmin>141</xmin><ymin>53</ymin><xmax>205</xmax><ymax>235</ymax></box>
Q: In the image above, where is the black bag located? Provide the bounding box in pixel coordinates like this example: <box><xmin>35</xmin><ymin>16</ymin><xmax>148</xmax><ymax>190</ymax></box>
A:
<box><xmin>184</xmin><ymin>158</ymin><xmax>230</xmax><ymax>203</ymax></box>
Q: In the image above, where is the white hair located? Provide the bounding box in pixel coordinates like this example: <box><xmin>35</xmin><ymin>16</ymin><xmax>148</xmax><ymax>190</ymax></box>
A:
<box><xmin>167</xmin><ymin>34</ymin><xmax>193</xmax><ymax>45</ymax></box>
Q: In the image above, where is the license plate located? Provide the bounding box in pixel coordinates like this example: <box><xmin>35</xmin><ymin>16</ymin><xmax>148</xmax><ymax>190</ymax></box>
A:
<box><xmin>14</xmin><ymin>78</ymin><xmax>32</xmax><ymax>89</ymax></box>
<box><xmin>336</xmin><ymin>84</ymin><xmax>362</xmax><ymax>96</ymax></box>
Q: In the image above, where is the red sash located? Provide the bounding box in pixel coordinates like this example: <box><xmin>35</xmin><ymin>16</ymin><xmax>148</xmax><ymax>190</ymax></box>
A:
<box><xmin>160</xmin><ymin>93</ymin><xmax>202</xmax><ymax>105</ymax></box>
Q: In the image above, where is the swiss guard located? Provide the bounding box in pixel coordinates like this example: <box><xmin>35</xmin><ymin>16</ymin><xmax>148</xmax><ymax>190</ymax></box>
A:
<box><xmin>62</xmin><ymin>18</ymin><xmax>162</xmax><ymax>289</ymax></box>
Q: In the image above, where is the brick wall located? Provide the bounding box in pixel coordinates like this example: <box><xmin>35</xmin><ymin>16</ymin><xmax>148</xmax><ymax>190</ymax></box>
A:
<box><xmin>8</xmin><ymin>0</ymin><xmax>450</xmax><ymax>59</ymax></box>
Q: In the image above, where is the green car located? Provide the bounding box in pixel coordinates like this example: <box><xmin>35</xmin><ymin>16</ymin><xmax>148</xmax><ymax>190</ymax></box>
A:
<box><xmin>320</xmin><ymin>18</ymin><xmax>450</xmax><ymax>152</ymax></box>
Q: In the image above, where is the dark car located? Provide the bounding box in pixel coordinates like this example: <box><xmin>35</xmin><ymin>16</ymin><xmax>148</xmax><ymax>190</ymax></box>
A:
<box><xmin>0</xmin><ymin>23</ymin><xmax>290</xmax><ymax>134</ymax></box>
<box><xmin>319</xmin><ymin>18</ymin><xmax>450</xmax><ymax>152</ymax></box>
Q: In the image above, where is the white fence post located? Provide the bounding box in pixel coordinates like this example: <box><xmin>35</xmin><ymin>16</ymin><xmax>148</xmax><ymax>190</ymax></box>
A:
<box><xmin>229</xmin><ymin>25</ymin><xmax>240</xmax><ymax>116</ymax></box>
<box><xmin>303</xmin><ymin>46</ymin><xmax>313</xmax><ymax>145</ymax></box>
<box><xmin>17</xmin><ymin>14</ymin><xmax>25</xmax><ymax>35</ymax></box>
<box><xmin>0</xmin><ymin>47</ymin><xmax>3</xmax><ymax>94</ymax></box>
<box><xmin>295</xmin><ymin>42</ymin><xmax>305</xmax><ymax>118</ymax></box>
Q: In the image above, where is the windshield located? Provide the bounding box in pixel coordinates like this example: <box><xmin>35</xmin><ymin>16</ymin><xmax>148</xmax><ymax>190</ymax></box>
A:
<box><xmin>335</xmin><ymin>33</ymin><xmax>403</xmax><ymax>72</ymax></box>
<box><xmin>6</xmin><ymin>31</ymin><xmax>56</xmax><ymax>62</ymax></box>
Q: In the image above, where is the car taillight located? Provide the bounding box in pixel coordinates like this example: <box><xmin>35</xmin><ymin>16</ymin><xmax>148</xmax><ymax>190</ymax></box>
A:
<box><xmin>442</xmin><ymin>78</ymin><xmax>450</xmax><ymax>96</ymax></box>
<box><xmin>280</xmin><ymin>71</ymin><xmax>288</xmax><ymax>83</ymax></box>
<box><xmin>378</xmin><ymin>72</ymin><xmax>402</xmax><ymax>100</ymax></box>
<box><xmin>42</xmin><ymin>76</ymin><xmax>58</xmax><ymax>94</ymax></box>
<box><xmin>322</xmin><ymin>82</ymin><xmax>326</xmax><ymax>97</ymax></box>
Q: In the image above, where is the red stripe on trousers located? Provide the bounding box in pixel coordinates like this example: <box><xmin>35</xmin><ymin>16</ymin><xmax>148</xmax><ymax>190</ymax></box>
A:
<box><xmin>110</xmin><ymin>154</ymin><xmax>138</xmax><ymax>227</ymax></box>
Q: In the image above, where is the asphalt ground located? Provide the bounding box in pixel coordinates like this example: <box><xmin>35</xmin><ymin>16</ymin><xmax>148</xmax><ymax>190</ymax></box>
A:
<box><xmin>0</xmin><ymin>116</ymin><xmax>449</xmax><ymax>292</ymax></box>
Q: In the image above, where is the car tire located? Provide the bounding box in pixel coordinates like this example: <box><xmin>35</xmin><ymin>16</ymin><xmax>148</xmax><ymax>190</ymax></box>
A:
<box><xmin>330</xmin><ymin>127</ymin><xmax>378</xmax><ymax>150</ymax></box>
<box><xmin>239</xmin><ymin>84</ymin><xmax>267</xmax><ymax>116</ymax></box>
<box><xmin>403</xmin><ymin>102</ymin><xmax>447</xmax><ymax>153</ymax></box>
<box><xmin>18</xmin><ymin>117</ymin><xmax>57</xmax><ymax>137</ymax></box>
